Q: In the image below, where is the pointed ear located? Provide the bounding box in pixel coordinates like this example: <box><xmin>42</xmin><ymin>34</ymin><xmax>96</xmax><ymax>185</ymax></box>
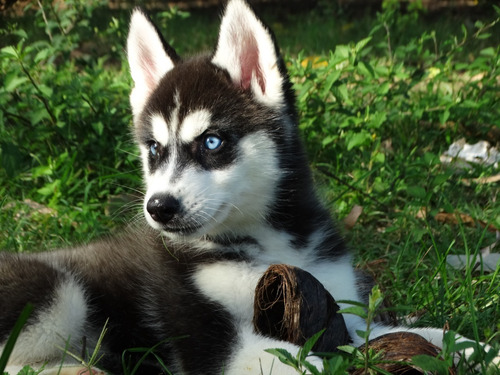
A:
<box><xmin>127</xmin><ymin>8</ymin><xmax>180</xmax><ymax>117</ymax></box>
<box><xmin>211</xmin><ymin>0</ymin><xmax>286</xmax><ymax>107</ymax></box>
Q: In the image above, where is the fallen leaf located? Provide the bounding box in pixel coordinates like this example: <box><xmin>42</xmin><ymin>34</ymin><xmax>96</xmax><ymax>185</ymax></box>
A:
<box><xmin>415</xmin><ymin>207</ymin><xmax>428</xmax><ymax>219</ymax></box>
<box><xmin>434</xmin><ymin>211</ymin><xmax>498</xmax><ymax>232</ymax></box>
<box><xmin>462</xmin><ymin>173</ymin><xmax>500</xmax><ymax>186</ymax></box>
<box><xmin>343</xmin><ymin>204</ymin><xmax>363</xmax><ymax>230</ymax></box>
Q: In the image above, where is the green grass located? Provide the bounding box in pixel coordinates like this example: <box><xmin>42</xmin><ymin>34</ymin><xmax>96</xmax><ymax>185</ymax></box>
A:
<box><xmin>1</xmin><ymin>0</ymin><xmax>499</xmax><ymax>373</ymax></box>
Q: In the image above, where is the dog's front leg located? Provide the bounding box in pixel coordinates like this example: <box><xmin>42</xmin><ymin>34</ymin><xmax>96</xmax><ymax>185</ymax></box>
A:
<box><xmin>223</xmin><ymin>326</ymin><xmax>323</xmax><ymax>375</ymax></box>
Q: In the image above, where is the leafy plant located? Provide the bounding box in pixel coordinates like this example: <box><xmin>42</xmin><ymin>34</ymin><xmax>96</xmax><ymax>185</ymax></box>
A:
<box><xmin>265</xmin><ymin>330</ymin><xmax>346</xmax><ymax>375</ymax></box>
<box><xmin>0</xmin><ymin>0</ymin><xmax>143</xmax><ymax>250</ymax></box>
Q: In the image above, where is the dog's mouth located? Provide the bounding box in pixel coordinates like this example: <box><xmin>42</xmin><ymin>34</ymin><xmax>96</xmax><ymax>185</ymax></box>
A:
<box><xmin>165</xmin><ymin>207</ymin><xmax>231</xmax><ymax>239</ymax></box>
<box><xmin>160</xmin><ymin>222</ymin><xmax>202</xmax><ymax>236</ymax></box>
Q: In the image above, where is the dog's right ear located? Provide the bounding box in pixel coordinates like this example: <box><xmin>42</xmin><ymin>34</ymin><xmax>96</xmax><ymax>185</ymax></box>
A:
<box><xmin>127</xmin><ymin>8</ymin><xmax>180</xmax><ymax>117</ymax></box>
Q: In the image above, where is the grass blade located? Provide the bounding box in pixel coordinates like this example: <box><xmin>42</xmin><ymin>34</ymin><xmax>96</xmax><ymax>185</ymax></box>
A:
<box><xmin>0</xmin><ymin>303</ymin><xmax>33</xmax><ymax>373</ymax></box>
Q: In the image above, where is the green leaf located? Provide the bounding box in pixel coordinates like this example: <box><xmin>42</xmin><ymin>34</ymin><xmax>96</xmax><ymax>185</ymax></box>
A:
<box><xmin>476</xmin><ymin>32</ymin><xmax>491</xmax><ymax>40</ymax></box>
<box><xmin>346</xmin><ymin>131</ymin><xmax>371</xmax><ymax>151</ymax></box>
<box><xmin>0</xmin><ymin>46</ymin><xmax>18</xmax><ymax>59</ymax></box>
<box><xmin>378</xmin><ymin>81</ymin><xmax>391</xmax><ymax>95</ymax></box>
<box><xmin>264</xmin><ymin>348</ymin><xmax>299</xmax><ymax>368</ymax></box>
<box><xmin>479</xmin><ymin>47</ymin><xmax>495</xmax><ymax>57</ymax></box>
<box><xmin>368</xmin><ymin>112</ymin><xmax>386</xmax><ymax>129</ymax></box>
<box><xmin>34</xmin><ymin>48</ymin><xmax>52</xmax><ymax>63</ymax></box>
<box><xmin>439</xmin><ymin>109</ymin><xmax>450</xmax><ymax>125</ymax></box>
<box><xmin>485</xmin><ymin>345</ymin><xmax>500</xmax><ymax>366</ymax></box>
<box><xmin>368</xmin><ymin>285</ymin><xmax>384</xmax><ymax>312</ymax></box>
<box><xmin>449</xmin><ymin>340</ymin><xmax>476</xmax><ymax>353</ymax></box>
<box><xmin>355</xmin><ymin>329</ymin><xmax>369</xmax><ymax>339</ymax></box>
<box><xmin>357</xmin><ymin>61</ymin><xmax>375</xmax><ymax>78</ymax></box>
<box><xmin>299</xmin><ymin>330</ymin><xmax>325</xmax><ymax>361</ymax></box>
<box><xmin>355</xmin><ymin>37</ymin><xmax>372</xmax><ymax>53</ymax></box>
<box><xmin>432</xmin><ymin>173</ymin><xmax>450</xmax><ymax>187</ymax></box>
<box><xmin>92</xmin><ymin>121</ymin><xmax>104</xmax><ymax>136</ymax></box>
<box><xmin>12</xmin><ymin>29</ymin><xmax>28</xmax><ymax>39</ymax></box>
<box><xmin>337</xmin><ymin>345</ymin><xmax>357</xmax><ymax>355</ymax></box>
<box><xmin>406</xmin><ymin>185</ymin><xmax>426</xmax><ymax>199</ymax></box>
<box><xmin>337</xmin><ymin>345</ymin><xmax>365</xmax><ymax>360</ymax></box>
<box><xmin>16</xmin><ymin>365</ymin><xmax>41</xmax><ymax>375</ymax></box>
<box><xmin>411</xmin><ymin>354</ymin><xmax>450</xmax><ymax>374</ymax></box>
<box><xmin>334</xmin><ymin>45</ymin><xmax>350</xmax><ymax>60</ymax></box>
<box><xmin>31</xmin><ymin>165</ymin><xmax>53</xmax><ymax>178</ymax></box>
<box><xmin>37</xmin><ymin>180</ymin><xmax>60</xmax><ymax>197</ymax></box>
<box><xmin>337</xmin><ymin>84</ymin><xmax>352</xmax><ymax>105</ymax></box>
<box><xmin>336</xmin><ymin>300</ymin><xmax>367</xmax><ymax>308</ymax></box>
<box><xmin>37</xmin><ymin>84</ymin><xmax>53</xmax><ymax>98</ymax></box>
<box><xmin>323</xmin><ymin>355</ymin><xmax>348</xmax><ymax>373</ymax></box>
<box><xmin>338</xmin><ymin>306</ymin><xmax>368</xmax><ymax>319</ymax></box>
<box><xmin>5</xmin><ymin>74</ymin><xmax>28</xmax><ymax>93</ymax></box>
<box><xmin>322</xmin><ymin>70</ymin><xmax>341</xmax><ymax>98</ymax></box>
<box><xmin>300</xmin><ymin>359</ymin><xmax>322</xmax><ymax>375</ymax></box>
<box><xmin>322</xmin><ymin>135</ymin><xmax>338</xmax><ymax>147</ymax></box>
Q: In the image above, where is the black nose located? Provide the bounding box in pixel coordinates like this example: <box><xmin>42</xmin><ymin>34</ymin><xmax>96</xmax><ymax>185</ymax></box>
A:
<box><xmin>146</xmin><ymin>195</ymin><xmax>181</xmax><ymax>224</ymax></box>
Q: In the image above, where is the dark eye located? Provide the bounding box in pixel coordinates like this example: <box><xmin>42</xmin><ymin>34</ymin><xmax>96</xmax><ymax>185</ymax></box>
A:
<box><xmin>203</xmin><ymin>135</ymin><xmax>222</xmax><ymax>151</ymax></box>
<box><xmin>148</xmin><ymin>141</ymin><xmax>159</xmax><ymax>157</ymax></box>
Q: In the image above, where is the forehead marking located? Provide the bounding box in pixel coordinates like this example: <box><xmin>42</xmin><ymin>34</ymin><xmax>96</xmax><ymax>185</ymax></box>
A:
<box><xmin>151</xmin><ymin>114</ymin><xmax>170</xmax><ymax>146</ymax></box>
<box><xmin>179</xmin><ymin>109</ymin><xmax>212</xmax><ymax>144</ymax></box>
<box><xmin>150</xmin><ymin>92</ymin><xmax>181</xmax><ymax>146</ymax></box>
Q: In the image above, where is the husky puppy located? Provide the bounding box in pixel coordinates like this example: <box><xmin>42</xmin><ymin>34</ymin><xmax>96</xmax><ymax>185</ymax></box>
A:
<box><xmin>0</xmin><ymin>1</ymin><xmax>495</xmax><ymax>374</ymax></box>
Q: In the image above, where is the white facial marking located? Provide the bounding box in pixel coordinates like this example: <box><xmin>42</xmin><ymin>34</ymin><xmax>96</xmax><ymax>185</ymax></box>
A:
<box><xmin>151</xmin><ymin>115</ymin><xmax>170</xmax><ymax>146</ymax></box>
<box><xmin>143</xmin><ymin>149</ymin><xmax>179</xmax><ymax>229</ymax></box>
<box><xmin>179</xmin><ymin>109</ymin><xmax>212</xmax><ymax>144</ymax></box>
<box><xmin>142</xmin><ymin>130</ymin><xmax>280</xmax><ymax>240</ymax></box>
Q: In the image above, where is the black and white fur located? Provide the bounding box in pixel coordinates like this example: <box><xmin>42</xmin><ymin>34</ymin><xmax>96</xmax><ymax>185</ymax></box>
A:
<box><xmin>0</xmin><ymin>1</ymin><xmax>496</xmax><ymax>374</ymax></box>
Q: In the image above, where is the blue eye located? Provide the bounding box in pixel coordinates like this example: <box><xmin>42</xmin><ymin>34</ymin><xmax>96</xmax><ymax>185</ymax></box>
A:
<box><xmin>149</xmin><ymin>141</ymin><xmax>159</xmax><ymax>157</ymax></box>
<box><xmin>203</xmin><ymin>135</ymin><xmax>222</xmax><ymax>151</ymax></box>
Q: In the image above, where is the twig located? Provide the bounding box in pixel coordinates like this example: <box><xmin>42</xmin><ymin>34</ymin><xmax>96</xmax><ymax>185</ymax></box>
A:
<box><xmin>37</xmin><ymin>0</ymin><xmax>53</xmax><ymax>42</ymax></box>
<box><xmin>4</xmin><ymin>111</ymin><xmax>32</xmax><ymax>126</ymax></box>
<box><xmin>47</xmin><ymin>1</ymin><xmax>67</xmax><ymax>36</ymax></box>
<box><xmin>19</xmin><ymin>61</ymin><xmax>57</xmax><ymax>125</ymax></box>
<box><xmin>81</xmin><ymin>95</ymin><xmax>98</xmax><ymax>114</ymax></box>
<box><xmin>383</xmin><ymin>22</ymin><xmax>393</xmax><ymax>64</ymax></box>
<box><xmin>315</xmin><ymin>166</ymin><xmax>384</xmax><ymax>207</ymax></box>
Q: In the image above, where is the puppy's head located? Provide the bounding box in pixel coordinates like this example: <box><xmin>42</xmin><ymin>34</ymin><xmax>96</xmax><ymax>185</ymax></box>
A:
<box><xmin>127</xmin><ymin>0</ymin><xmax>297</xmax><ymax>240</ymax></box>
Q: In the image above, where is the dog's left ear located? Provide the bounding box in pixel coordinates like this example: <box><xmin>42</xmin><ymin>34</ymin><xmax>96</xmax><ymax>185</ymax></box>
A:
<box><xmin>212</xmin><ymin>0</ymin><xmax>286</xmax><ymax>107</ymax></box>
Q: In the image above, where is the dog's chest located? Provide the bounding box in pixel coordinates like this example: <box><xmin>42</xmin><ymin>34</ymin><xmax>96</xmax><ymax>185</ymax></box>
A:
<box><xmin>189</xmin><ymin>230</ymin><xmax>320</xmax><ymax>321</ymax></box>
<box><xmin>192</xmin><ymin>261</ymin><xmax>269</xmax><ymax>322</ymax></box>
